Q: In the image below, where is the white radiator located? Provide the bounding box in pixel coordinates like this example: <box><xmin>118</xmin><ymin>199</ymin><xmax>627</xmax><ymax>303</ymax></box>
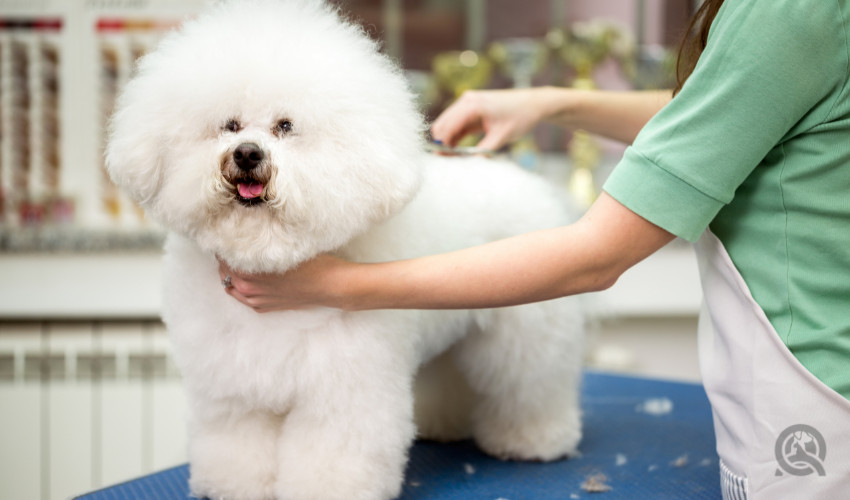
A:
<box><xmin>0</xmin><ymin>321</ymin><xmax>187</xmax><ymax>500</ymax></box>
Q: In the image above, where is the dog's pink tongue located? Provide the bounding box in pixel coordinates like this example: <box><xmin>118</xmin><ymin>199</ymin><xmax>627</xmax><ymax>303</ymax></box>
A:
<box><xmin>237</xmin><ymin>182</ymin><xmax>264</xmax><ymax>199</ymax></box>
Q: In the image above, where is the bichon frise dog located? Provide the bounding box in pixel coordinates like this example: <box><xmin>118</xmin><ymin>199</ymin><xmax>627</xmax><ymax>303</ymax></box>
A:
<box><xmin>106</xmin><ymin>1</ymin><xmax>585</xmax><ymax>499</ymax></box>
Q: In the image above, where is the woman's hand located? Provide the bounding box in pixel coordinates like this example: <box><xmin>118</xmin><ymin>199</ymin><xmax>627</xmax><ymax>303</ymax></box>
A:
<box><xmin>218</xmin><ymin>255</ymin><xmax>354</xmax><ymax>313</ymax></box>
<box><xmin>430</xmin><ymin>88</ymin><xmax>547</xmax><ymax>150</ymax></box>
<box><xmin>431</xmin><ymin>87</ymin><xmax>672</xmax><ymax>148</ymax></box>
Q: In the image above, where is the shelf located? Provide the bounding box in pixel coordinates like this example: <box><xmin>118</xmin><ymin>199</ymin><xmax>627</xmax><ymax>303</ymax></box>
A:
<box><xmin>0</xmin><ymin>251</ymin><xmax>165</xmax><ymax>319</ymax></box>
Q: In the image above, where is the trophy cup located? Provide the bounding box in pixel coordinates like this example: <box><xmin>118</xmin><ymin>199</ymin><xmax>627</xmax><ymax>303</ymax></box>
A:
<box><xmin>488</xmin><ymin>37</ymin><xmax>548</xmax><ymax>89</ymax></box>
<box><xmin>488</xmin><ymin>38</ymin><xmax>548</xmax><ymax>170</ymax></box>
<box><xmin>432</xmin><ymin>50</ymin><xmax>493</xmax><ymax>148</ymax></box>
<box><xmin>432</xmin><ymin>49</ymin><xmax>493</xmax><ymax>100</ymax></box>
<box><xmin>621</xmin><ymin>44</ymin><xmax>677</xmax><ymax>90</ymax></box>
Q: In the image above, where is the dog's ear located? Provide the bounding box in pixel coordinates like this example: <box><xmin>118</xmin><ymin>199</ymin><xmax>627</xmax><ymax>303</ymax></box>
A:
<box><xmin>104</xmin><ymin>80</ymin><xmax>166</xmax><ymax>208</ymax></box>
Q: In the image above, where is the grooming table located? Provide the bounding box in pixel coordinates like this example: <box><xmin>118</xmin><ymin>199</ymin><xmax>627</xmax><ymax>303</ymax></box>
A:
<box><xmin>74</xmin><ymin>371</ymin><xmax>721</xmax><ymax>499</ymax></box>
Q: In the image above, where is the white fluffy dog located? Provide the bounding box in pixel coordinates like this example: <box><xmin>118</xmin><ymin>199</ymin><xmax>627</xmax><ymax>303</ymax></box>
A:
<box><xmin>107</xmin><ymin>1</ymin><xmax>585</xmax><ymax>499</ymax></box>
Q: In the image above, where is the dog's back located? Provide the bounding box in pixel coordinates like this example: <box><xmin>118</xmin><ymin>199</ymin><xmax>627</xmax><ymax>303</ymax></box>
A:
<box><xmin>343</xmin><ymin>153</ymin><xmax>577</xmax><ymax>262</ymax></box>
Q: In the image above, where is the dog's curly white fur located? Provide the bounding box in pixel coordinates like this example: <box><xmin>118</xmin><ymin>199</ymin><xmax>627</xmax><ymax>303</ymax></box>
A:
<box><xmin>107</xmin><ymin>1</ymin><xmax>585</xmax><ymax>499</ymax></box>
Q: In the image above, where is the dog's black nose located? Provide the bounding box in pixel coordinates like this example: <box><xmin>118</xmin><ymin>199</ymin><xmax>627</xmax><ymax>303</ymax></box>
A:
<box><xmin>233</xmin><ymin>143</ymin><xmax>264</xmax><ymax>171</ymax></box>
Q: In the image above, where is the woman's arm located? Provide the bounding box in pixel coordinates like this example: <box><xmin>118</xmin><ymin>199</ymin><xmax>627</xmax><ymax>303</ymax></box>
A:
<box><xmin>430</xmin><ymin>87</ymin><xmax>672</xmax><ymax>150</ymax></box>
<box><xmin>546</xmin><ymin>88</ymin><xmax>672</xmax><ymax>144</ymax></box>
<box><xmin>219</xmin><ymin>193</ymin><xmax>676</xmax><ymax>312</ymax></box>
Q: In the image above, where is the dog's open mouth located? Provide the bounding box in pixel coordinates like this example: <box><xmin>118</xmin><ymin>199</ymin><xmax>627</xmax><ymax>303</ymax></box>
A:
<box><xmin>235</xmin><ymin>181</ymin><xmax>266</xmax><ymax>206</ymax></box>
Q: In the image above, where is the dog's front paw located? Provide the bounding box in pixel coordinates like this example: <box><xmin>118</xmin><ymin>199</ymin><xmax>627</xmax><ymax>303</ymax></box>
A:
<box><xmin>190</xmin><ymin>475</ymin><xmax>276</xmax><ymax>500</ymax></box>
<box><xmin>189</xmin><ymin>453</ymin><xmax>277</xmax><ymax>500</ymax></box>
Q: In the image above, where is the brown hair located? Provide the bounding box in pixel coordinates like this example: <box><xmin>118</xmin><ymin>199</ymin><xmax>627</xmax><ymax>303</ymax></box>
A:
<box><xmin>674</xmin><ymin>0</ymin><xmax>725</xmax><ymax>95</ymax></box>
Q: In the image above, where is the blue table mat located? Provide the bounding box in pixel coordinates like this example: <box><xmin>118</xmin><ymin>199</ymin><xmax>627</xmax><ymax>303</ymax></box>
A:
<box><xmin>75</xmin><ymin>371</ymin><xmax>720</xmax><ymax>499</ymax></box>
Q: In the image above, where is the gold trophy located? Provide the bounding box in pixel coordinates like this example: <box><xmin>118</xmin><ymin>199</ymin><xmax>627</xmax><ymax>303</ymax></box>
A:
<box><xmin>488</xmin><ymin>38</ymin><xmax>548</xmax><ymax>170</ymax></box>
<box><xmin>432</xmin><ymin>49</ymin><xmax>493</xmax><ymax>100</ymax></box>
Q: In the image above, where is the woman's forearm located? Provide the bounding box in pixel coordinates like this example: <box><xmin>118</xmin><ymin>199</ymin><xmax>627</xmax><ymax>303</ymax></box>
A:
<box><xmin>535</xmin><ymin>87</ymin><xmax>672</xmax><ymax>144</ymax></box>
<box><xmin>338</xmin><ymin>226</ymin><xmax>611</xmax><ymax>310</ymax></box>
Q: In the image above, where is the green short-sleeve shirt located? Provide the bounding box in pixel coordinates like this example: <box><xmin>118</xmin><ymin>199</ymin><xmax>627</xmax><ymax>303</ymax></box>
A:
<box><xmin>604</xmin><ymin>0</ymin><xmax>850</xmax><ymax>399</ymax></box>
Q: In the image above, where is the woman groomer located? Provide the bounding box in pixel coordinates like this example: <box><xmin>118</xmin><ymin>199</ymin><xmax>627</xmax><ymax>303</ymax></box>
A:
<box><xmin>219</xmin><ymin>0</ymin><xmax>850</xmax><ymax>497</ymax></box>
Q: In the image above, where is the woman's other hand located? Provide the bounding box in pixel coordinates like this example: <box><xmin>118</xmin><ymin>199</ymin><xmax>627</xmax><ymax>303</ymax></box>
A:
<box><xmin>218</xmin><ymin>255</ymin><xmax>354</xmax><ymax>313</ymax></box>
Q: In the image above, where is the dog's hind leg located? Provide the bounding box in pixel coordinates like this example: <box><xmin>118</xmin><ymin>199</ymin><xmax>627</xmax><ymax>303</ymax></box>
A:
<box><xmin>187</xmin><ymin>408</ymin><xmax>282</xmax><ymax>500</ymax></box>
<box><xmin>454</xmin><ymin>300</ymin><xmax>585</xmax><ymax>462</ymax></box>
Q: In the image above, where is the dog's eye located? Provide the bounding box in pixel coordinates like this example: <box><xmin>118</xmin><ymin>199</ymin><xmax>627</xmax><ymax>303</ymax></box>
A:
<box><xmin>275</xmin><ymin>120</ymin><xmax>293</xmax><ymax>135</ymax></box>
<box><xmin>224</xmin><ymin>119</ymin><xmax>240</xmax><ymax>133</ymax></box>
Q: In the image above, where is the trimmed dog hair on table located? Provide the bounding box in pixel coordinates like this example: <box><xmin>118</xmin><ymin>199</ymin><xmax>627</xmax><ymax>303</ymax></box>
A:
<box><xmin>106</xmin><ymin>1</ymin><xmax>586</xmax><ymax>499</ymax></box>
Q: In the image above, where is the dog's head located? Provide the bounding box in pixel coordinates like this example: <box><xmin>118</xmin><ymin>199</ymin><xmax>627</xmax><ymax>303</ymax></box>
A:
<box><xmin>106</xmin><ymin>0</ymin><xmax>424</xmax><ymax>272</ymax></box>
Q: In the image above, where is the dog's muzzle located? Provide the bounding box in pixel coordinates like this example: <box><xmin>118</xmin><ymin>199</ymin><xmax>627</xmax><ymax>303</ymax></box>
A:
<box><xmin>222</xmin><ymin>142</ymin><xmax>273</xmax><ymax>207</ymax></box>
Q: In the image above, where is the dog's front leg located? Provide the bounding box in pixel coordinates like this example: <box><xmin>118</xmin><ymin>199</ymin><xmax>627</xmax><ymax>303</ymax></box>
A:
<box><xmin>187</xmin><ymin>407</ymin><xmax>282</xmax><ymax>500</ymax></box>
<box><xmin>274</xmin><ymin>335</ymin><xmax>417</xmax><ymax>500</ymax></box>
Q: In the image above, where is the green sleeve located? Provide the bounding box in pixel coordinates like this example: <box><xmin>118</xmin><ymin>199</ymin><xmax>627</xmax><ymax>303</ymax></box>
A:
<box><xmin>603</xmin><ymin>0</ymin><xmax>845</xmax><ymax>242</ymax></box>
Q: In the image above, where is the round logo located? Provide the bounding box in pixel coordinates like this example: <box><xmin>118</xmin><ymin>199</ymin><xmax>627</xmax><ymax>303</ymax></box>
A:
<box><xmin>774</xmin><ymin>424</ymin><xmax>827</xmax><ymax>477</ymax></box>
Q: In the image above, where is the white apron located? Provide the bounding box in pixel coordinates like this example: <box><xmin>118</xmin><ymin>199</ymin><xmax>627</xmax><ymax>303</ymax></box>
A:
<box><xmin>694</xmin><ymin>230</ymin><xmax>850</xmax><ymax>499</ymax></box>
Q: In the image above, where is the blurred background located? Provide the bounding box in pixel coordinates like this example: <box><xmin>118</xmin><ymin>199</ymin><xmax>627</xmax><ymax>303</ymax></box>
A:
<box><xmin>0</xmin><ymin>0</ymin><xmax>704</xmax><ymax>499</ymax></box>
